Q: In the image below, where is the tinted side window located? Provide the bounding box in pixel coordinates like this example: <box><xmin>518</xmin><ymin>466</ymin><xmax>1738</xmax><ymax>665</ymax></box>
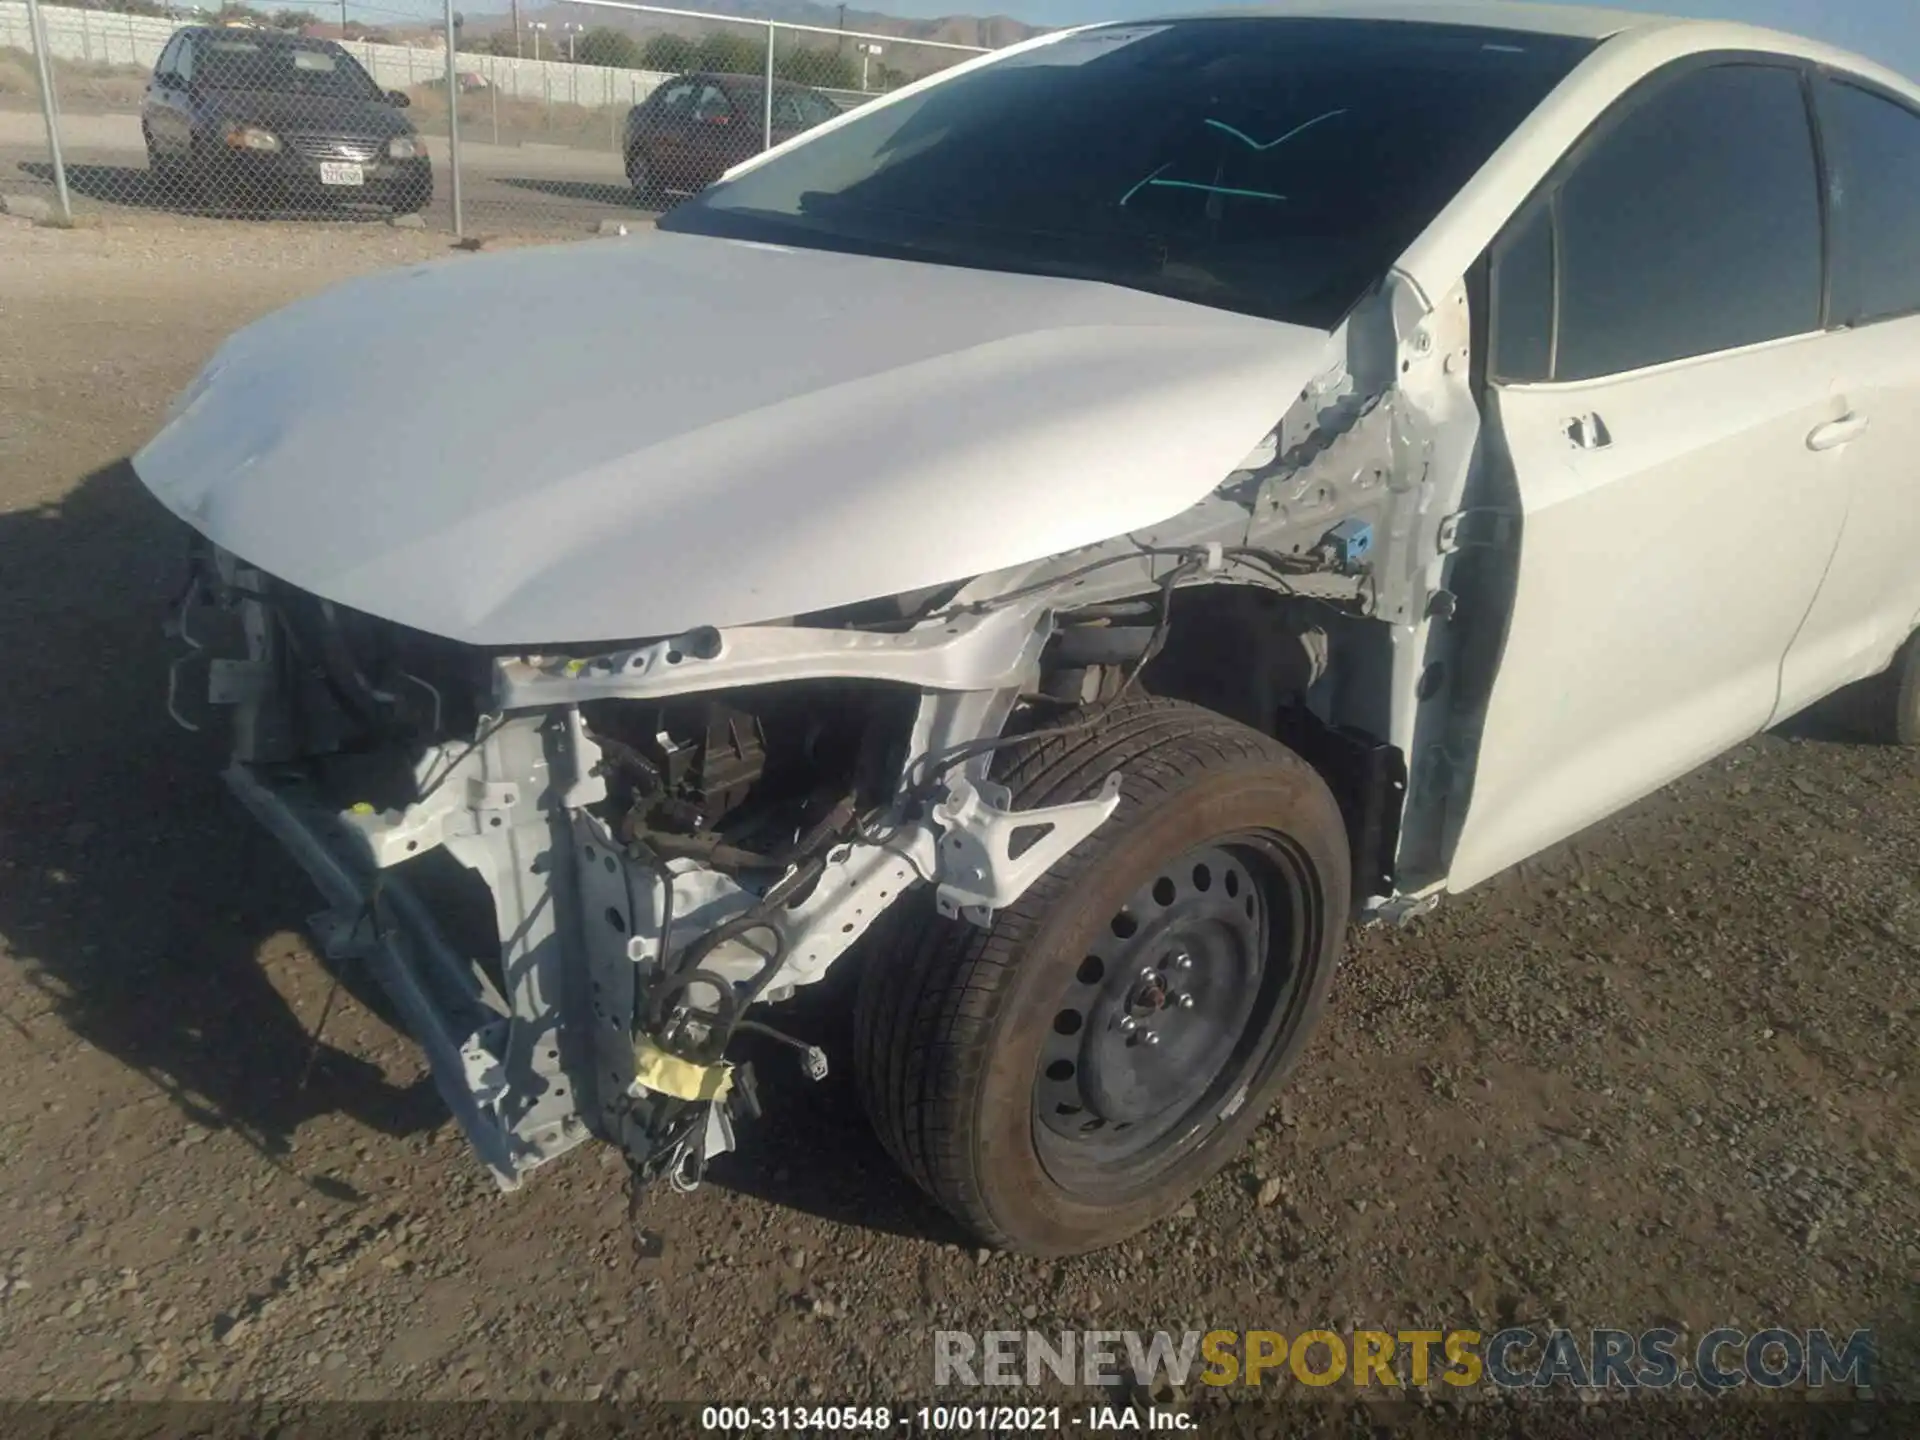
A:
<box><xmin>773</xmin><ymin>91</ymin><xmax>836</xmax><ymax>130</ymax></box>
<box><xmin>1555</xmin><ymin>64</ymin><xmax>1821</xmax><ymax>380</ymax></box>
<box><xmin>654</xmin><ymin>82</ymin><xmax>697</xmax><ymax>117</ymax></box>
<box><xmin>176</xmin><ymin>37</ymin><xmax>195</xmax><ymax>80</ymax></box>
<box><xmin>1490</xmin><ymin>195</ymin><xmax>1554</xmax><ymax>382</ymax></box>
<box><xmin>693</xmin><ymin>85</ymin><xmax>732</xmax><ymax>123</ymax></box>
<box><xmin>1820</xmin><ymin>80</ymin><xmax>1920</xmax><ymax>325</ymax></box>
<box><xmin>154</xmin><ymin>35</ymin><xmax>180</xmax><ymax>78</ymax></box>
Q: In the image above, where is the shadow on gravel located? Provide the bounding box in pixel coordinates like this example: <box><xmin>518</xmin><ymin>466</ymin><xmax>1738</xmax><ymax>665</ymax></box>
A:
<box><xmin>702</xmin><ymin>976</ymin><xmax>974</xmax><ymax>1246</ymax></box>
<box><xmin>1774</xmin><ymin>675</ymin><xmax>1900</xmax><ymax>747</ymax></box>
<box><xmin>18</xmin><ymin>161</ymin><xmax>399</xmax><ymax>224</ymax></box>
<box><xmin>1875</xmin><ymin>1280</ymin><xmax>1920</xmax><ymax>1394</ymax></box>
<box><xmin>497</xmin><ymin>175</ymin><xmax>661</xmax><ymax>212</ymax></box>
<box><xmin>0</xmin><ymin>459</ymin><xmax>960</xmax><ymax>1238</ymax></box>
<box><xmin>0</xmin><ymin>459</ymin><xmax>444</xmax><ymax>1190</ymax></box>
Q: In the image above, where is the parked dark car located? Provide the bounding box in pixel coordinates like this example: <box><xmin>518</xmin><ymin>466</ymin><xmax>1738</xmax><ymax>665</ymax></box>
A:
<box><xmin>143</xmin><ymin>28</ymin><xmax>432</xmax><ymax>214</ymax></box>
<box><xmin>624</xmin><ymin>72</ymin><xmax>841</xmax><ymax>203</ymax></box>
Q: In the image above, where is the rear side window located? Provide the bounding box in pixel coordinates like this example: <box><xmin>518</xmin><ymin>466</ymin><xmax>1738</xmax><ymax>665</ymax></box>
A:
<box><xmin>1819</xmin><ymin>79</ymin><xmax>1920</xmax><ymax>325</ymax></box>
<box><xmin>1491</xmin><ymin>63</ymin><xmax>1823</xmax><ymax>382</ymax></box>
<box><xmin>653</xmin><ymin>81</ymin><xmax>697</xmax><ymax>117</ymax></box>
<box><xmin>775</xmin><ymin>90</ymin><xmax>839</xmax><ymax>129</ymax></box>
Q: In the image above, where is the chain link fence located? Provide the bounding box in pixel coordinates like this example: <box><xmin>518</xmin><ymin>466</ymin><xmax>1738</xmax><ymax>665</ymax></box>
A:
<box><xmin>0</xmin><ymin>0</ymin><xmax>995</xmax><ymax>236</ymax></box>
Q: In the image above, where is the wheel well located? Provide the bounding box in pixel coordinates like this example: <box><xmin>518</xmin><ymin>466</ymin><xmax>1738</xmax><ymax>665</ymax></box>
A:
<box><xmin>1046</xmin><ymin>583</ymin><xmax>1404</xmax><ymax>901</ymax></box>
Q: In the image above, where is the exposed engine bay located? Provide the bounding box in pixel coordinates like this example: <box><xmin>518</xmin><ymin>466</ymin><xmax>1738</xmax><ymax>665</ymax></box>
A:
<box><xmin>149</xmin><ymin>266</ymin><xmax>1491</xmax><ymax>1210</ymax></box>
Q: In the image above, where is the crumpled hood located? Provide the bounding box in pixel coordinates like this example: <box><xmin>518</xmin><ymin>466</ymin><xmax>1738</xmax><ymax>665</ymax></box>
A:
<box><xmin>134</xmin><ymin>229</ymin><xmax>1332</xmax><ymax>645</ymax></box>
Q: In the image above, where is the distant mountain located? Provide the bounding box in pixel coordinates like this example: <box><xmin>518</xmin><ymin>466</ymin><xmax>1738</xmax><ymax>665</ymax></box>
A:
<box><xmin>466</xmin><ymin>3</ymin><xmax>1043</xmax><ymax>54</ymax></box>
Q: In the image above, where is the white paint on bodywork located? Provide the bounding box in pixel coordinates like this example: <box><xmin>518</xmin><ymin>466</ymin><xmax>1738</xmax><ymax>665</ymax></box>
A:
<box><xmin>134</xmin><ymin>230</ymin><xmax>1333</xmax><ymax>646</ymax></box>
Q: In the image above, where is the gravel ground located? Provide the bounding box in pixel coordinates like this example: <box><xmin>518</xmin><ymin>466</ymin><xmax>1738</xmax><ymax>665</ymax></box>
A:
<box><xmin>0</xmin><ymin>213</ymin><xmax>1914</xmax><ymax>1427</ymax></box>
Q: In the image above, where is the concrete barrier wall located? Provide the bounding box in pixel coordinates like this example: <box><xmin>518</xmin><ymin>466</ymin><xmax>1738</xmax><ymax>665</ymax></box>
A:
<box><xmin>0</xmin><ymin>3</ymin><xmax>678</xmax><ymax>109</ymax></box>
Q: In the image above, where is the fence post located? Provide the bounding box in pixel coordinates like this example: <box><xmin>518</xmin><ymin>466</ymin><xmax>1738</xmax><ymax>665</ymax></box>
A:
<box><xmin>762</xmin><ymin>21</ymin><xmax>774</xmax><ymax>152</ymax></box>
<box><xmin>22</xmin><ymin>0</ymin><xmax>71</xmax><ymax>224</ymax></box>
<box><xmin>444</xmin><ymin>0</ymin><xmax>464</xmax><ymax>238</ymax></box>
<box><xmin>490</xmin><ymin>57</ymin><xmax>499</xmax><ymax>146</ymax></box>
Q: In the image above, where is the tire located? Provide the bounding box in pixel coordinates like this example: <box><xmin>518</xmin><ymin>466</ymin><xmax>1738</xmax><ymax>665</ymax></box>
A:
<box><xmin>628</xmin><ymin>149</ymin><xmax>661</xmax><ymax>207</ymax></box>
<box><xmin>854</xmin><ymin>696</ymin><xmax>1350</xmax><ymax>1255</ymax></box>
<box><xmin>144</xmin><ymin>129</ymin><xmax>178</xmax><ymax>197</ymax></box>
<box><xmin>392</xmin><ymin>175</ymin><xmax>432</xmax><ymax>216</ymax></box>
<box><xmin>1885</xmin><ymin>631</ymin><xmax>1920</xmax><ymax>745</ymax></box>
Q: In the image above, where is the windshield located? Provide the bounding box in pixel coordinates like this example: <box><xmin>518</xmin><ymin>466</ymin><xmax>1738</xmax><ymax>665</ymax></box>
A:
<box><xmin>196</xmin><ymin>38</ymin><xmax>383</xmax><ymax>100</ymax></box>
<box><xmin>775</xmin><ymin>88</ymin><xmax>843</xmax><ymax>129</ymax></box>
<box><xmin>660</xmin><ymin>19</ymin><xmax>1593</xmax><ymax>328</ymax></box>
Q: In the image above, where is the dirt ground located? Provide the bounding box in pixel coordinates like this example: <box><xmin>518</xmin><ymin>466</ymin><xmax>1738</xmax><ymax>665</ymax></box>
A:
<box><xmin>0</xmin><ymin>210</ymin><xmax>1915</xmax><ymax>1425</ymax></box>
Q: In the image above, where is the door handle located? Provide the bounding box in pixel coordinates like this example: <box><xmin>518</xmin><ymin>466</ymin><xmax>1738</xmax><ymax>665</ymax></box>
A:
<box><xmin>1806</xmin><ymin>412</ymin><xmax>1870</xmax><ymax>452</ymax></box>
<box><xmin>1564</xmin><ymin>412</ymin><xmax>1611</xmax><ymax>450</ymax></box>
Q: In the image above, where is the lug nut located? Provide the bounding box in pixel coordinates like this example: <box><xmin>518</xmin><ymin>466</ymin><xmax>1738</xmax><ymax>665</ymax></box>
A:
<box><xmin>1176</xmin><ymin>993</ymin><xmax>1195</xmax><ymax>1010</ymax></box>
<box><xmin>1171</xmin><ymin>951</ymin><xmax>1193</xmax><ymax>970</ymax></box>
<box><xmin>1143</xmin><ymin>1031</ymin><xmax>1161</xmax><ymax>1046</ymax></box>
<box><xmin>1118</xmin><ymin>1016</ymin><xmax>1137</xmax><ymax>1034</ymax></box>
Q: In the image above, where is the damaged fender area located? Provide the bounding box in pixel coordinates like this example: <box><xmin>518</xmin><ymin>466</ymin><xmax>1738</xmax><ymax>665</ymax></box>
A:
<box><xmin>156</xmin><ymin>268</ymin><xmax>1490</xmax><ymax>1195</ymax></box>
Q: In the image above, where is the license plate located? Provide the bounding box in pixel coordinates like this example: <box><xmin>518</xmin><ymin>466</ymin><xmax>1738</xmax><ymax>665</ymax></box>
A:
<box><xmin>318</xmin><ymin>162</ymin><xmax>364</xmax><ymax>187</ymax></box>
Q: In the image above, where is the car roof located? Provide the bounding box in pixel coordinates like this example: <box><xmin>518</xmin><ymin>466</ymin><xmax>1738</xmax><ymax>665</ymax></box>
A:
<box><xmin>1137</xmin><ymin>3</ymin><xmax>1911</xmax><ymax>87</ymax></box>
<box><xmin>180</xmin><ymin>26</ymin><xmax>339</xmax><ymax>44</ymax></box>
<box><xmin>687</xmin><ymin>70</ymin><xmax>824</xmax><ymax>95</ymax></box>
<box><xmin>1155</xmin><ymin>3</ymin><xmax>1663</xmax><ymax>39</ymax></box>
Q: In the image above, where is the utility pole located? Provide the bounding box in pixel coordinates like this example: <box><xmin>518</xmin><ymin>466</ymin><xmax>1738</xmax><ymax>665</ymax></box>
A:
<box><xmin>22</xmin><ymin>0</ymin><xmax>70</xmax><ymax>224</ymax></box>
<box><xmin>443</xmin><ymin>0</ymin><xmax>463</xmax><ymax>237</ymax></box>
<box><xmin>511</xmin><ymin>0</ymin><xmax>521</xmax><ymax>59</ymax></box>
<box><xmin>837</xmin><ymin>4</ymin><xmax>846</xmax><ymax>52</ymax></box>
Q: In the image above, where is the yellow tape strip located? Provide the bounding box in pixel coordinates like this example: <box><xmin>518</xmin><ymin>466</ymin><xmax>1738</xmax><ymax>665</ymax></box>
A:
<box><xmin>631</xmin><ymin>1036</ymin><xmax>733</xmax><ymax>1103</ymax></box>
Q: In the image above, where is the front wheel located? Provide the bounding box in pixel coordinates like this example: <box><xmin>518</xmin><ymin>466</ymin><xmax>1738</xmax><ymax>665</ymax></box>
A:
<box><xmin>854</xmin><ymin>697</ymin><xmax>1350</xmax><ymax>1255</ymax></box>
<box><xmin>144</xmin><ymin>128</ymin><xmax>179</xmax><ymax>196</ymax></box>
<box><xmin>391</xmin><ymin>174</ymin><xmax>432</xmax><ymax>216</ymax></box>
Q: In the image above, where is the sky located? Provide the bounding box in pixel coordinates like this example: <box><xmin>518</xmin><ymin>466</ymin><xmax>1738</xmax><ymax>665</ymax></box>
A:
<box><xmin>945</xmin><ymin>0</ymin><xmax>1920</xmax><ymax>79</ymax></box>
<box><xmin>364</xmin><ymin>0</ymin><xmax>1918</xmax><ymax>81</ymax></box>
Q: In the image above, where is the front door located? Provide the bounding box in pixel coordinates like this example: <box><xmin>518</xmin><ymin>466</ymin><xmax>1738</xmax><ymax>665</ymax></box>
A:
<box><xmin>1448</xmin><ymin>59</ymin><xmax>1848</xmax><ymax>891</ymax></box>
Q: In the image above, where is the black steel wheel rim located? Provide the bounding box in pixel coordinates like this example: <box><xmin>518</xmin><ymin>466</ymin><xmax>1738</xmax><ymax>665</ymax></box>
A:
<box><xmin>1031</xmin><ymin>834</ymin><xmax>1311</xmax><ymax>1196</ymax></box>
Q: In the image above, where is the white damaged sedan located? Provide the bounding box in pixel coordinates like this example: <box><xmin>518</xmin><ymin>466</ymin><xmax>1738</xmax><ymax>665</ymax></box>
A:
<box><xmin>136</xmin><ymin>2</ymin><xmax>1920</xmax><ymax>1253</ymax></box>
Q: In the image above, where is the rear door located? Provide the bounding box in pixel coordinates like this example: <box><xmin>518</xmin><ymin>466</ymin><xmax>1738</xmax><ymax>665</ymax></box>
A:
<box><xmin>686</xmin><ymin>82</ymin><xmax>741</xmax><ymax>184</ymax></box>
<box><xmin>1448</xmin><ymin>59</ymin><xmax>1847</xmax><ymax>890</ymax></box>
<box><xmin>641</xmin><ymin>79</ymin><xmax>700</xmax><ymax>190</ymax></box>
<box><xmin>1775</xmin><ymin>75</ymin><xmax>1920</xmax><ymax>714</ymax></box>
